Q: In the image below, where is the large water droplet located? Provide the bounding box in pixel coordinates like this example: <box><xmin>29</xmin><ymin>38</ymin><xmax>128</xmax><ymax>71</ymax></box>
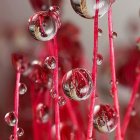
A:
<box><xmin>19</xmin><ymin>83</ymin><xmax>27</xmax><ymax>95</ymax></box>
<box><xmin>112</xmin><ymin>32</ymin><xmax>117</xmax><ymax>39</ymax></box>
<box><xmin>36</xmin><ymin>103</ymin><xmax>49</xmax><ymax>123</ymax></box>
<box><xmin>131</xmin><ymin>108</ymin><xmax>136</xmax><ymax>116</ymax></box>
<box><xmin>44</xmin><ymin>56</ymin><xmax>56</xmax><ymax>70</ymax></box>
<box><xmin>62</xmin><ymin>68</ymin><xmax>93</xmax><ymax>101</ymax></box>
<box><xmin>50</xmin><ymin>89</ymin><xmax>57</xmax><ymax>98</ymax></box>
<box><xmin>98</xmin><ymin>28</ymin><xmax>103</xmax><ymax>37</ymax></box>
<box><xmin>28</xmin><ymin>7</ymin><xmax>61</xmax><ymax>41</ymax></box>
<box><xmin>70</xmin><ymin>0</ymin><xmax>115</xmax><ymax>19</ymax></box>
<box><xmin>93</xmin><ymin>104</ymin><xmax>118</xmax><ymax>133</ymax></box>
<box><xmin>5</xmin><ymin>112</ymin><xmax>18</xmax><ymax>126</ymax></box>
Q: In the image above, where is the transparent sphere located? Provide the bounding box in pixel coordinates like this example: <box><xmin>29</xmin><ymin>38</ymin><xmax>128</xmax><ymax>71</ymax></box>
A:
<box><xmin>5</xmin><ymin>112</ymin><xmax>18</xmax><ymax>126</ymax></box>
<box><xmin>28</xmin><ymin>6</ymin><xmax>61</xmax><ymax>41</ymax></box>
<box><xmin>44</xmin><ymin>56</ymin><xmax>56</xmax><ymax>70</ymax></box>
<box><xmin>93</xmin><ymin>104</ymin><xmax>118</xmax><ymax>133</ymax></box>
<box><xmin>97</xmin><ymin>54</ymin><xmax>103</xmax><ymax>66</ymax></box>
<box><xmin>36</xmin><ymin>103</ymin><xmax>49</xmax><ymax>123</ymax></box>
<box><xmin>17</xmin><ymin>127</ymin><xmax>24</xmax><ymax>137</ymax></box>
<box><xmin>70</xmin><ymin>0</ymin><xmax>115</xmax><ymax>19</ymax></box>
<box><xmin>9</xmin><ymin>135</ymin><xmax>15</xmax><ymax>140</ymax></box>
<box><xmin>62</xmin><ymin>68</ymin><xmax>93</xmax><ymax>101</ymax></box>
<box><xmin>19</xmin><ymin>83</ymin><xmax>27</xmax><ymax>95</ymax></box>
<box><xmin>58</xmin><ymin>96</ymin><xmax>66</xmax><ymax>106</ymax></box>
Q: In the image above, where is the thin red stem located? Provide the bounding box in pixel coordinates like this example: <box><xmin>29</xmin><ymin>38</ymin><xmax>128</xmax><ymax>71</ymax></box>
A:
<box><xmin>53</xmin><ymin>37</ymin><xmax>61</xmax><ymax>140</ymax></box>
<box><xmin>121</xmin><ymin>74</ymin><xmax>140</xmax><ymax>139</ymax></box>
<box><xmin>86</xmin><ymin>0</ymin><xmax>99</xmax><ymax>139</ymax></box>
<box><xmin>14</xmin><ymin>72</ymin><xmax>21</xmax><ymax>140</ymax></box>
<box><xmin>108</xmin><ymin>8</ymin><xmax>121</xmax><ymax>140</ymax></box>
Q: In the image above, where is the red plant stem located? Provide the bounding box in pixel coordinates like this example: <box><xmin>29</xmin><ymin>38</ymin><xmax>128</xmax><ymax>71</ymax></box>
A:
<box><xmin>121</xmin><ymin>74</ymin><xmax>140</xmax><ymax>139</ymax></box>
<box><xmin>53</xmin><ymin>37</ymin><xmax>61</xmax><ymax>140</ymax></box>
<box><xmin>108</xmin><ymin>8</ymin><xmax>121</xmax><ymax>140</ymax></box>
<box><xmin>86</xmin><ymin>0</ymin><xmax>99</xmax><ymax>139</ymax></box>
<box><xmin>66</xmin><ymin>99</ymin><xmax>79</xmax><ymax>129</ymax></box>
<box><xmin>14</xmin><ymin>72</ymin><xmax>21</xmax><ymax>140</ymax></box>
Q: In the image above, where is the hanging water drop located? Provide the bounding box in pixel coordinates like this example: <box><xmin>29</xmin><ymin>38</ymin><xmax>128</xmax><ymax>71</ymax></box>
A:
<box><xmin>70</xmin><ymin>0</ymin><xmax>116</xmax><ymax>19</ymax></box>
<box><xmin>97</xmin><ymin>54</ymin><xmax>103</xmax><ymax>66</ymax></box>
<box><xmin>62</xmin><ymin>68</ymin><xmax>93</xmax><ymax>101</ymax></box>
<box><xmin>98</xmin><ymin>28</ymin><xmax>103</xmax><ymax>37</ymax></box>
<box><xmin>112</xmin><ymin>31</ymin><xmax>117</xmax><ymax>39</ymax></box>
<box><xmin>50</xmin><ymin>89</ymin><xmax>57</xmax><ymax>98</ymax></box>
<box><xmin>5</xmin><ymin>111</ymin><xmax>18</xmax><ymax>126</ymax></box>
<box><xmin>9</xmin><ymin>135</ymin><xmax>15</xmax><ymax>140</ymax></box>
<box><xmin>17</xmin><ymin>127</ymin><xmax>24</xmax><ymax>137</ymax></box>
<box><xmin>93</xmin><ymin>104</ymin><xmax>118</xmax><ymax>133</ymax></box>
<box><xmin>19</xmin><ymin>83</ymin><xmax>27</xmax><ymax>95</ymax></box>
<box><xmin>44</xmin><ymin>56</ymin><xmax>56</xmax><ymax>70</ymax></box>
<box><xmin>58</xmin><ymin>96</ymin><xmax>66</xmax><ymax>106</ymax></box>
<box><xmin>28</xmin><ymin>7</ymin><xmax>61</xmax><ymax>41</ymax></box>
<box><xmin>131</xmin><ymin>108</ymin><xmax>136</xmax><ymax>116</ymax></box>
<box><xmin>36</xmin><ymin>103</ymin><xmax>49</xmax><ymax>123</ymax></box>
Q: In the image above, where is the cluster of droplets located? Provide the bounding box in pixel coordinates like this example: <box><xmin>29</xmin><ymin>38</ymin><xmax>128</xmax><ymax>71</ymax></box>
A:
<box><xmin>28</xmin><ymin>6</ymin><xmax>61</xmax><ymax>41</ymax></box>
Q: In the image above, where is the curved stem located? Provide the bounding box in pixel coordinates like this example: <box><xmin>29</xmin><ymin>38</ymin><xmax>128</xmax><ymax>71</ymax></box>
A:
<box><xmin>108</xmin><ymin>8</ymin><xmax>121</xmax><ymax>140</ymax></box>
<box><xmin>121</xmin><ymin>74</ymin><xmax>140</xmax><ymax>140</ymax></box>
<box><xmin>86</xmin><ymin>0</ymin><xmax>99</xmax><ymax>139</ymax></box>
<box><xmin>14</xmin><ymin>72</ymin><xmax>21</xmax><ymax>140</ymax></box>
<box><xmin>53</xmin><ymin>37</ymin><xmax>61</xmax><ymax>140</ymax></box>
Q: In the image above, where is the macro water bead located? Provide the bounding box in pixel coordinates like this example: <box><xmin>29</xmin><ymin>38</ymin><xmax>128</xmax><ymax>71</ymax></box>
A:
<box><xmin>62</xmin><ymin>68</ymin><xmax>93</xmax><ymax>101</ymax></box>
<box><xmin>4</xmin><ymin>111</ymin><xmax>18</xmax><ymax>126</ymax></box>
<box><xmin>36</xmin><ymin>103</ymin><xmax>49</xmax><ymax>123</ymax></box>
<box><xmin>28</xmin><ymin>6</ymin><xmax>61</xmax><ymax>41</ymax></box>
<box><xmin>70</xmin><ymin>0</ymin><xmax>115</xmax><ymax>19</ymax></box>
<box><xmin>93</xmin><ymin>104</ymin><xmax>118</xmax><ymax>133</ymax></box>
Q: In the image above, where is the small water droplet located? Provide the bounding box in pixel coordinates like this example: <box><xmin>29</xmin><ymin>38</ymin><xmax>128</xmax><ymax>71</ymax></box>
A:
<box><xmin>12</xmin><ymin>53</ymin><xmax>28</xmax><ymax>73</ymax></box>
<box><xmin>50</xmin><ymin>89</ymin><xmax>57</xmax><ymax>98</ymax></box>
<box><xmin>98</xmin><ymin>28</ymin><xmax>103</xmax><ymax>37</ymax></box>
<box><xmin>5</xmin><ymin>112</ymin><xmax>18</xmax><ymax>126</ymax></box>
<box><xmin>36</xmin><ymin>103</ymin><xmax>49</xmax><ymax>123</ymax></box>
<box><xmin>97</xmin><ymin>54</ymin><xmax>103</xmax><ymax>66</ymax></box>
<box><xmin>17</xmin><ymin>127</ymin><xmax>24</xmax><ymax>137</ymax></box>
<box><xmin>131</xmin><ymin>108</ymin><xmax>136</xmax><ymax>116</ymax></box>
<box><xmin>19</xmin><ymin>83</ymin><xmax>27</xmax><ymax>95</ymax></box>
<box><xmin>112</xmin><ymin>32</ymin><xmax>117</xmax><ymax>39</ymax></box>
<box><xmin>110</xmin><ymin>80</ymin><xmax>119</xmax><ymax>85</ymax></box>
<box><xmin>44</xmin><ymin>56</ymin><xmax>56</xmax><ymax>70</ymax></box>
<box><xmin>9</xmin><ymin>135</ymin><xmax>15</xmax><ymax>140</ymax></box>
<box><xmin>58</xmin><ymin>96</ymin><xmax>66</xmax><ymax>106</ymax></box>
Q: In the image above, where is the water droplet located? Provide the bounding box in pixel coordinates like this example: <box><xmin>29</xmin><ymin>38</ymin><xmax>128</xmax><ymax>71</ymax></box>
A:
<box><xmin>93</xmin><ymin>104</ymin><xmax>118</xmax><ymax>133</ymax></box>
<box><xmin>12</xmin><ymin>53</ymin><xmax>28</xmax><ymax>73</ymax></box>
<box><xmin>110</xmin><ymin>79</ymin><xmax>119</xmax><ymax>85</ymax></box>
<box><xmin>97</xmin><ymin>54</ymin><xmax>103</xmax><ymax>66</ymax></box>
<box><xmin>58</xmin><ymin>96</ymin><xmax>66</xmax><ymax>106</ymax></box>
<box><xmin>17</xmin><ymin>127</ymin><xmax>24</xmax><ymax>137</ymax></box>
<box><xmin>50</xmin><ymin>89</ymin><xmax>57</xmax><ymax>98</ymax></box>
<box><xmin>70</xmin><ymin>0</ymin><xmax>115</xmax><ymax>19</ymax></box>
<box><xmin>131</xmin><ymin>108</ymin><xmax>136</xmax><ymax>116</ymax></box>
<box><xmin>44</xmin><ymin>56</ymin><xmax>56</xmax><ymax>70</ymax></box>
<box><xmin>5</xmin><ymin>112</ymin><xmax>18</xmax><ymax>126</ymax></box>
<box><xmin>62</xmin><ymin>68</ymin><xmax>93</xmax><ymax>101</ymax></box>
<box><xmin>28</xmin><ymin>9</ymin><xmax>61</xmax><ymax>41</ymax></box>
<box><xmin>19</xmin><ymin>83</ymin><xmax>27</xmax><ymax>95</ymax></box>
<box><xmin>98</xmin><ymin>28</ymin><xmax>103</xmax><ymax>37</ymax></box>
<box><xmin>112</xmin><ymin>32</ymin><xmax>117</xmax><ymax>39</ymax></box>
<box><xmin>36</xmin><ymin>103</ymin><xmax>49</xmax><ymax>123</ymax></box>
<box><xmin>9</xmin><ymin>135</ymin><xmax>15</xmax><ymax>140</ymax></box>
